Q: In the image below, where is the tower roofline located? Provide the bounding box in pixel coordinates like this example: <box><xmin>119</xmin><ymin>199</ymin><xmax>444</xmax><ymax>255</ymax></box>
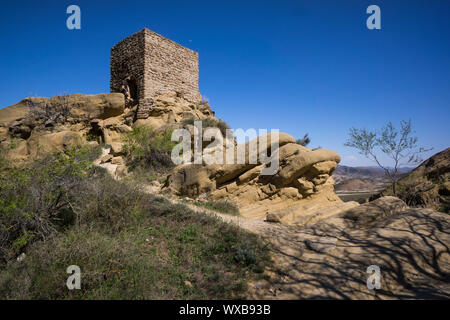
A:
<box><xmin>112</xmin><ymin>28</ymin><xmax>198</xmax><ymax>55</ymax></box>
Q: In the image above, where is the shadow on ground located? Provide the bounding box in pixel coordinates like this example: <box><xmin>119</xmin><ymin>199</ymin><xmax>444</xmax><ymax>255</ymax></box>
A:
<box><xmin>247</xmin><ymin>200</ymin><xmax>450</xmax><ymax>299</ymax></box>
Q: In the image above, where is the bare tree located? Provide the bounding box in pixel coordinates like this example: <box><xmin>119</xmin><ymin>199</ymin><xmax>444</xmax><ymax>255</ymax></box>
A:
<box><xmin>344</xmin><ymin>119</ymin><xmax>431</xmax><ymax>196</ymax></box>
<box><xmin>26</xmin><ymin>94</ymin><xmax>71</xmax><ymax>126</ymax></box>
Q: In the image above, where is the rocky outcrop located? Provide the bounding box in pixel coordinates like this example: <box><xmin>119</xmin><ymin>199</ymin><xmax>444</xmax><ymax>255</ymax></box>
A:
<box><xmin>0</xmin><ymin>92</ymin><xmax>215</xmax><ymax>164</ymax></box>
<box><xmin>133</xmin><ymin>93</ymin><xmax>214</xmax><ymax>131</ymax></box>
<box><xmin>247</xmin><ymin>196</ymin><xmax>450</xmax><ymax>299</ymax></box>
<box><xmin>0</xmin><ymin>93</ymin><xmax>125</xmax><ymax>161</ymax></box>
<box><xmin>1</xmin><ymin>91</ymin><xmax>355</xmax><ymax>224</ymax></box>
<box><xmin>165</xmin><ymin>132</ymin><xmax>358</xmax><ymax>224</ymax></box>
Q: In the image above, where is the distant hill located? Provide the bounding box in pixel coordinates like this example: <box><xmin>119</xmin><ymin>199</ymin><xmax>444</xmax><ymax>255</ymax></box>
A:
<box><xmin>373</xmin><ymin>148</ymin><xmax>450</xmax><ymax>212</ymax></box>
<box><xmin>335</xmin><ymin>178</ymin><xmax>378</xmax><ymax>191</ymax></box>
<box><xmin>333</xmin><ymin>165</ymin><xmax>412</xmax><ymax>184</ymax></box>
<box><xmin>334</xmin><ymin>166</ymin><xmax>385</xmax><ymax>183</ymax></box>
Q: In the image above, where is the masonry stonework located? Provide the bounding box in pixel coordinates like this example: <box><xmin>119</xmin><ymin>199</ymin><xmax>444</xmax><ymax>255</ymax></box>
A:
<box><xmin>110</xmin><ymin>28</ymin><xmax>201</xmax><ymax>118</ymax></box>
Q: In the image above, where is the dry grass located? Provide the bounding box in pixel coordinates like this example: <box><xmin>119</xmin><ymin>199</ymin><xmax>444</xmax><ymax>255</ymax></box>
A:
<box><xmin>0</xmin><ymin>147</ymin><xmax>270</xmax><ymax>299</ymax></box>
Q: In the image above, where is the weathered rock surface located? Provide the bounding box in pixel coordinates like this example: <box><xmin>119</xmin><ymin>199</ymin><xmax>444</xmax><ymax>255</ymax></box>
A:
<box><xmin>27</xmin><ymin>131</ymin><xmax>84</xmax><ymax>158</ymax></box>
<box><xmin>1</xmin><ymin>91</ymin><xmax>352</xmax><ymax>224</ymax></box>
<box><xmin>374</xmin><ymin>147</ymin><xmax>450</xmax><ymax>213</ymax></box>
<box><xmin>0</xmin><ymin>94</ymin><xmax>124</xmax><ymax>128</ymax></box>
<box><xmin>0</xmin><ymin>93</ymin><xmax>125</xmax><ymax>162</ymax></box>
<box><xmin>246</xmin><ymin>196</ymin><xmax>450</xmax><ymax>299</ymax></box>
<box><xmin>0</xmin><ymin>92</ymin><xmax>215</xmax><ymax>165</ymax></box>
<box><xmin>164</xmin><ymin>132</ymin><xmax>356</xmax><ymax>224</ymax></box>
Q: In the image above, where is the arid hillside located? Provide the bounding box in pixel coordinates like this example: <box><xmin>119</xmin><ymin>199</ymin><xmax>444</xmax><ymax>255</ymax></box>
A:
<box><xmin>335</xmin><ymin>178</ymin><xmax>378</xmax><ymax>191</ymax></box>
<box><xmin>374</xmin><ymin>148</ymin><xmax>450</xmax><ymax>213</ymax></box>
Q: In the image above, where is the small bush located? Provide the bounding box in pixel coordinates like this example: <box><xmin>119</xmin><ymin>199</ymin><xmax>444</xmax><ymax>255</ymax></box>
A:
<box><xmin>85</xmin><ymin>132</ymin><xmax>100</xmax><ymax>143</ymax></box>
<box><xmin>234</xmin><ymin>244</ymin><xmax>258</xmax><ymax>266</ymax></box>
<box><xmin>127</xmin><ymin>167</ymin><xmax>159</xmax><ymax>184</ymax></box>
<box><xmin>296</xmin><ymin>133</ymin><xmax>310</xmax><ymax>147</ymax></box>
<box><xmin>0</xmin><ymin>148</ymin><xmax>8</xmax><ymax>170</ymax></box>
<box><xmin>123</xmin><ymin>126</ymin><xmax>176</xmax><ymax>173</ymax></box>
<box><xmin>0</xmin><ymin>145</ymin><xmax>101</xmax><ymax>264</ymax></box>
<box><xmin>200</xmin><ymin>96</ymin><xmax>209</xmax><ymax>104</ymax></box>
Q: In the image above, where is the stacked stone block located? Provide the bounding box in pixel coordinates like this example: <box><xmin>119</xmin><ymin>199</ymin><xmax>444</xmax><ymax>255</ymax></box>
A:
<box><xmin>110</xmin><ymin>28</ymin><xmax>201</xmax><ymax>119</ymax></box>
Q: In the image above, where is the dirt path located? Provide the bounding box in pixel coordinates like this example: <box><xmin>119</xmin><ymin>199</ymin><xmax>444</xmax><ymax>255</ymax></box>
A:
<box><xmin>153</xmin><ymin>191</ymin><xmax>342</xmax><ymax>299</ymax></box>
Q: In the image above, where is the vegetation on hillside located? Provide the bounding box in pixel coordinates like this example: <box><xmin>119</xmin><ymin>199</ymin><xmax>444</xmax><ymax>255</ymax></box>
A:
<box><xmin>122</xmin><ymin>126</ymin><xmax>177</xmax><ymax>184</ymax></box>
<box><xmin>376</xmin><ymin>148</ymin><xmax>450</xmax><ymax>212</ymax></box>
<box><xmin>0</xmin><ymin>145</ymin><xmax>102</xmax><ymax>263</ymax></box>
<box><xmin>0</xmin><ymin>146</ymin><xmax>270</xmax><ymax>299</ymax></box>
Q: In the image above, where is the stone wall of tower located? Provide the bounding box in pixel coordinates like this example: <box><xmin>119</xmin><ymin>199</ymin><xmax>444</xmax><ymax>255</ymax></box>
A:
<box><xmin>110</xmin><ymin>28</ymin><xmax>201</xmax><ymax>112</ymax></box>
<box><xmin>110</xmin><ymin>31</ymin><xmax>146</xmax><ymax>101</ymax></box>
<box><xmin>142</xmin><ymin>29</ymin><xmax>201</xmax><ymax>103</ymax></box>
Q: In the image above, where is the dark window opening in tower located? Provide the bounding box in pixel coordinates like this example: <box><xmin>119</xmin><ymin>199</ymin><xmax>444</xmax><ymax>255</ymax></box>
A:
<box><xmin>127</xmin><ymin>78</ymin><xmax>138</xmax><ymax>101</ymax></box>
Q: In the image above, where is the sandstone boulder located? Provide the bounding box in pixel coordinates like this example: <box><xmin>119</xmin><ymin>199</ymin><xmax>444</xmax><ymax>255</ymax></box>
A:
<box><xmin>100</xmin><ymin>154</ymin><xmax>113</xmax><ymax>164</ymax></box>
<box><xmin>0</xmin><ymin>92</ymin><xmax>221</xmax><ymax>164</ymax></box>
<box><xmin>110</xmin><ymin>142</ymin><xmax>124</xmax><ymax>156</ymax></box>
<box><xmin>341</xmin><ymin>196</ymin><xmax>408</xmax><ymax>228</ymax></box>
<box><xmin>269</xmin><ymin>148</ymin><xmax>340</xmax><ymax>186</ymax></box>
<box><xmin>0</xmin><ymin>94</ymin><xmax>125</xmax><ymax>129</ymax></box>
<box><xmin>27</xmin><ymin>131</ymin><xmax>84</xmax><ymax>158</ymax></box>
<box><xmin>111</xmin><ymin>156</ymin><xmax>124</xmax><ymax>165</ymax></box>
<box><xmin>165</xmin><ymin>132</ymin><xmax>347</xmax><ymax>224</ymax></box>
<box><xmin>51</xmin><ymin>93</ymin><xmax>125</xmax><ymax>120</ymax></box>
<box><xmin>0</xmin><ymin>93</ymin><xmax>126</xmax><ymax>162</ymax></box>
<box><xmin>252</xmin><ymin>199</ymin><xmax>450</xmax><ymax>299</ymax></box>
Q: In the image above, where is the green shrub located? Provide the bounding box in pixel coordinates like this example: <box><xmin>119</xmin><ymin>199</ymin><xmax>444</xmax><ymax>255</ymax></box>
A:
<box><xmin>234</xmin><ymin>244</ymin><xmax>258</xmax><ymax>266</ymax></box>
<box><xmin>0</xmin><ymin>145</ymin><xmax>101</xmax><ymax>264</ymax></box>
<box><xmin>127</xmin><ymin>167</ymin><xmax>159</xmax><ymax>184</ymax></box>
<box><xmin>296</xmin><ymin>133</ymin><xmax>310</xmax><ymax>147</ymax></box>
<box><xmin>85</xmin><ymin>132</ymin><xmax>100</xmax><ymax>143</ymax></box>
<box><xmin>0</xmin><ymin>147</ymin><xmax>271</xmax><ymax>299</ymax></box>
<box><xmin>123</xmin><ymin>126</ymin><xmax>176</xmax><ymax>172</ymax></box>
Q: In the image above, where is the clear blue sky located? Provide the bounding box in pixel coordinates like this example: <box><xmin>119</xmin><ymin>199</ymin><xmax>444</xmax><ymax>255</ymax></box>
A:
<box><xmin>0</xmin><ymin>0</ymin><xmax>449</xmax><ymax>166</ymax></box>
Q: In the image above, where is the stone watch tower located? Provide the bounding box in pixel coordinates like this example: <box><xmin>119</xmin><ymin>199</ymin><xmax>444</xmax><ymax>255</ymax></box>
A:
<box><xmin>110</xmin><ymin>28</ymin><xmax>201</xmax><ymax>118</ymax></box>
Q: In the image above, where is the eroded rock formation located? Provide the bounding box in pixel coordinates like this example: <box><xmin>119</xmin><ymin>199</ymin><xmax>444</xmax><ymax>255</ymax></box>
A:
<box><xmin>165</xmin><ymin>132</ymin><xmax>359</xmax><ymax>223</ymax></box>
